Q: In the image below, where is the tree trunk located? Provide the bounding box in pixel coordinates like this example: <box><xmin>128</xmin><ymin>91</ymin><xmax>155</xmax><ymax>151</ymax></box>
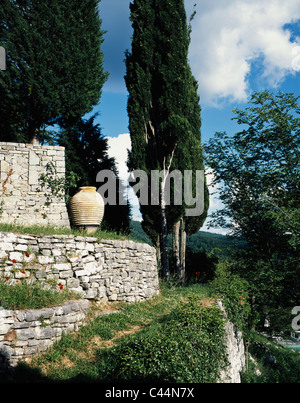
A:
<box><xmin>180</xmin><ymin>217</ymin><xmax>186</xmax><ymax>282</ymax></box>
<box><xmin>160</xmin><ymin>173</ymin><xmax>170</xmax><ymax>278</ymax></box>
<box><xmin>160</xmin><ymin>206</ymin><xmax>170</xmax><ymax>278</ymax></box>
<box><xmin>173</xmin><ymin>221</ymin><xmax>181</xmax><ymax>278</ymax></box>
<box><xmin>29</xmin><ymin>126</ymin><xmax>41</xmax><ymax>145</ymax></box>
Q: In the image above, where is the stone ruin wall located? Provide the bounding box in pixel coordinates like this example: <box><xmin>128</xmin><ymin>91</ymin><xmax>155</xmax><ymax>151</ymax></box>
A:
<box><xmin>0</xmin><ymin>142</ymin><xmax>70</xmax><ymax>228</ymax></box>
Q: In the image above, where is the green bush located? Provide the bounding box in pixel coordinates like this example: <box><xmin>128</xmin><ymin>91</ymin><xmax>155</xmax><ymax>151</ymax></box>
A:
<box><xmin>210</xmin><ymin>262</ymin><xmax>252</xmax><ymax>335</ymax></box>
<box><xmin>96</xmin><ymin>297</ymin><xmax>228</xmax><ymax>383</ymax></box>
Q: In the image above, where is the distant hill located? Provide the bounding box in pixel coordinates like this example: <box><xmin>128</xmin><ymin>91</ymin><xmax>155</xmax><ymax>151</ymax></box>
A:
<box><xmin>130</xmin><ymin>220</ymin><xmax>153</xmax><ymax>245</ymax></box>
<box><xmin>130</xmin><ymin>220</ymin><xmax>247</xmax><ymax>257</ymax></box>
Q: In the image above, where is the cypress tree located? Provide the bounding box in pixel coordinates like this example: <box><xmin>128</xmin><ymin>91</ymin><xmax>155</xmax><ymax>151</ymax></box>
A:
<box><xmin>125</xmin><ymin>0</ymin><xmax>208</xmax><ymax>277</ymax></box>
<box><xmin>0</xmin><ymin>0</ymin><xmax>108</xmax><ymax>143</ymax></box>
<box><xmin>171</xmin><ymin>66</ymin><xmax>209</xmax><ymax>280</ymax></box>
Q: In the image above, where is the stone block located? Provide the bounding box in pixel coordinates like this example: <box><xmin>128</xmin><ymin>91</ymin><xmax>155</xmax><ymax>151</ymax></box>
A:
<box><xmin>17</xmin><ymin>328</ymin><xmax>35</xmax><ymax>341</ymax></box>
<box><xmin>9</xmin><ymin>251</ymin><xmax>23</xmax><ymax>262</ymax></box>
<box><xmin>52</xmin><ymin>263</ymin><xmax>71</xmax><ymax>272</ymax></box>
<box><xmin>15</xmin><ymin>243</ymin><xmax>28</xmax><ymax>252</ymax></box>
<box><xmin>29</xmin><ymin>150</ymin><xmax>40</xmax><ymax>166</ymax></box>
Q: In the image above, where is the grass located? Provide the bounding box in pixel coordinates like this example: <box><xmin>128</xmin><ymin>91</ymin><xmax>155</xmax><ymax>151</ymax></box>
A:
<box><xmin>4</xmin><ymin>282</ymin><xmax>228</xmax><ymax>383</ymax></box>
<box><xmin>0</xmin><ymin>279</ymin><xmax>81</xmax><ymax>310</ymax></box>
<box><xmin>0</xmin><ymin>222</ymin><xmax>133</xmax><ymax>241</ymax></box>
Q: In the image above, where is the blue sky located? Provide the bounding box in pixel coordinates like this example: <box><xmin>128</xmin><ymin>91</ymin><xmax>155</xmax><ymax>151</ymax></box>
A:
<box><xmin>89</xmin><ymin>0</ymin><xmax>300</xmax><ymax>232</ymax></box>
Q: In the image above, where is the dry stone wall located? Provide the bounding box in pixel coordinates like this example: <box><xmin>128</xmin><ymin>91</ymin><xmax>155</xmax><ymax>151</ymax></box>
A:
<box><xmin>0</xmin><ymin>299</ymin><xmax>90</xmax><ymax>369</ymax></box>
<box><xmin>0</xmin><ymin>142</ymin><xmax>70</xmax><ymax>228</ymax></box>
<box><xmin>0</xmin><ymin>232</ymin><xmax>159</xmax><ymax>369</ymax></box>
<box><xmin>0</xmin><ymin>232</ymin><xmax>159</xmax><ymax>303</ymax></box>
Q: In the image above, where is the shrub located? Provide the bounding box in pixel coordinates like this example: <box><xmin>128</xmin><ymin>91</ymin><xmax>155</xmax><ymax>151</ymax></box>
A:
<box><xmin>96</xmin><ymin>297</ymin><xmax>228</xmax><ymax>383</ymax></box>
<box><xmin>242</xmin><ymin>333</ymin><xmax>300</xmax><ymax>383</ymax></box>
<box><xmin>210</xmin><ymin>262</ymin><xmax>253</xmax><ymax>335</ymax></box>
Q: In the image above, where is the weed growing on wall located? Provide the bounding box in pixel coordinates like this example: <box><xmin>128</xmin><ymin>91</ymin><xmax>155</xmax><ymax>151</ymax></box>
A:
<box><xmin>39</xmin><ymin>161</ymin><xmax>80</xmax><ymax>205</ymax></box>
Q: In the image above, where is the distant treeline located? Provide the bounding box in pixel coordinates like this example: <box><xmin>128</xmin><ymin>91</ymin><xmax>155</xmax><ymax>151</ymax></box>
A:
<box><xmin>130</xmin><ymin>221</ymin><xmax>247</xmax><ymax>259</ymax></box>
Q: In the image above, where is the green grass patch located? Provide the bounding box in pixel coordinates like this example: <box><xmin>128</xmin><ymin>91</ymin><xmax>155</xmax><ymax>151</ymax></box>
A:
<box><xmin>0</xmin><ymin>279</ymin><xmax>81</xmax><ymax>310</ymax></box>
<box><xmin>0</xmin><ymin>222</ymin><xmax>132</xmax><ymax>241</ymax></box>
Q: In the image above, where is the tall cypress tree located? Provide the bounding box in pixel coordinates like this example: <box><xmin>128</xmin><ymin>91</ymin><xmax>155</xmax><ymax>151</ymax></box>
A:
<box><xmin>0</xmin><ymin>0</ymin><xmax>108</xmax><ymax>143</ymax></box>
<box><xmin>125</xmin><ymin>0</ymin><xmax>208</xmax><ymax>277</ymax></box>
<box><xmin>171</xmin><ymin>66</ymin><xmax>209</xmax><ymax>280</ymax></box>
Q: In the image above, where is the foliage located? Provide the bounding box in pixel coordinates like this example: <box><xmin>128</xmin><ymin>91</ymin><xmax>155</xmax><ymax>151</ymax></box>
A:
<box><xmin>5</xmin><ymin>283</ymin><xmax>230</xmax><ymax>383</ymax></box>
<box><xmin>57</xmin><ymin>115</ymin><xmax>116</xmax><ymax>192</ymax></box>
<box><xmin>204</xmin><ymin>90</ymin><xmax>299</xmax><ymax>243</ymax></box>
<box><xmin>184</xmin><ymin>248</ymin><xmax>218</xmax><ymax>283</ymax></box>
<box><xmin>242</xmin><ymin>333</ymin><xmax>300</xmax><ymax>383</ymax></box>
<box><xmin>204</xmin><ymin>90</ymin><xmax>300</xmax><ymax>329</ymax></box>
<box><xmin>108</xmin><ymin>298</ymin><xmax>227</xmax><ymax>383</ymax></box>
<box><xmin>186</xmin><ymin>231</ymin><xmax>248</xmax><ymax>258</ymax></box>
<box><xmin>210</xmin><ymin>261</ymin><xmax>253</xmax><ymax>336</ymax></box>
<box><xmin>39</xmin><ymin>161</ymin><xmax>80</xmax><ymax>204</ymax></box>
<box><xmin>130</xmin><ymin>220</ymin><xmax>153</xmax><ymax>245</ymax></box>
<box><xmin>0</xmin><ymin>0</ymin><xmax>108</xmax><ymax>142</ymax></box>
<box><xmin>0</xmin><ymin>278</ymin><xmax>80</xmax><ymax>310</ymax></box>
<box><xmin>125</xmin><ymin>0</ymin><xmax>208</xmax><ymax>275</ymax></box>
<box><xmin>227</xmin><ymin>250</ymin><xmax>299</xmax><ymax>332</ymax></box>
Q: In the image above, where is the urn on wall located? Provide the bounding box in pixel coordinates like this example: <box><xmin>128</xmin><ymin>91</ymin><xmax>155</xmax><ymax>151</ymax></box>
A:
<box><xmin>70</xmin><ymin>186</ymin><xmax>105</xmax><ymax>234</ymax></box>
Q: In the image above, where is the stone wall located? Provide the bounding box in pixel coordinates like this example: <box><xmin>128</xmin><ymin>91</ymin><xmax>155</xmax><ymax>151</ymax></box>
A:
<box><xmin>0</xmin><ymin>232</ymin><xmax>159</xmax><ymax>303</ymax></box>
<box><xmin>218</xmin><ymin>301</ymin><xmax>246</xmax><ymax>383</ymax></box>
<box><xmin>0</xmin><ymin>142</ymin><xmax>70</xmax><ymax>228</ymax></box>
<box><xmin>0</xmin><ymin>299</ymin><xmax>90</xmax><ymax>368</ymax></box>
<box><xmin>0</xmin><ymin>231</ymin><xmax>159</xmax><ymax>369</ymax></box>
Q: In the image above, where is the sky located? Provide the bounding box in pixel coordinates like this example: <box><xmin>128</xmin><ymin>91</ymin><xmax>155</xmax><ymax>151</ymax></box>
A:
<box><xmin>88</xmin><ymin>0</ymin><xmax>300</xmax><ymax>234</ymax></box>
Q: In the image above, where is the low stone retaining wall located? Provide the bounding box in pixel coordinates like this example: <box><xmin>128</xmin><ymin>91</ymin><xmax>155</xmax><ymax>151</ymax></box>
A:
<box><xmin>0</xmin><ymin>232</ymin><xmax>159</xmax><ymax>303</ymax></box>
<box><xmin>0</xmin><ymin>232</ymin><xmax>159</xmax><ymax>369</ymax></box>
<box><xmin>0</xmin><ymin>299</ymin><xmax>90</xmax><ymax>369</ymax></box>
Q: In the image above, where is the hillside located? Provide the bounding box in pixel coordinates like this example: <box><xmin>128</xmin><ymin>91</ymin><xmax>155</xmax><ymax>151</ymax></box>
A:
<box><xmin>130</xmin><ymin>220</ymin><xmax>247</xmax><ymax>257</ymax></box>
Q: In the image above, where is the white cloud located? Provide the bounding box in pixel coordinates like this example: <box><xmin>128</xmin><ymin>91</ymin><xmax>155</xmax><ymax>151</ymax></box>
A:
<box><xmin>201</xmin><ymin>168</ymin><xmax>228</xmax><ymax>234</ymax></box>
<box><xmin>188</xmin><ymin>0</ymin><xmax>300</xmax><ymax>106</ymax></box>
<box><xmin>106</xmin><ymin>133</ymin><xmax>142</xmax><ymax>221</ymax></box>
<box><xmin>107</xmin><ymin>133</ymin><xmax>130</xmax><ymax>181</ymax></box>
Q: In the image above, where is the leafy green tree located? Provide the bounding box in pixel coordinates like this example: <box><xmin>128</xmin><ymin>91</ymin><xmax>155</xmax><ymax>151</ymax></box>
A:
<box><xmin>125</xmin><ymin>0</ymin><xmax>207</xmax><ymax>276</ymax></box>
<box><xmin>0</xmin><ymin>0</ymin><xmax>108</xmax><ymax>143</ymax></box>
<box><xmin>204</xmin><ymin>91</ymin><xmax>300</xmax><ymax>326</ymax></box>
